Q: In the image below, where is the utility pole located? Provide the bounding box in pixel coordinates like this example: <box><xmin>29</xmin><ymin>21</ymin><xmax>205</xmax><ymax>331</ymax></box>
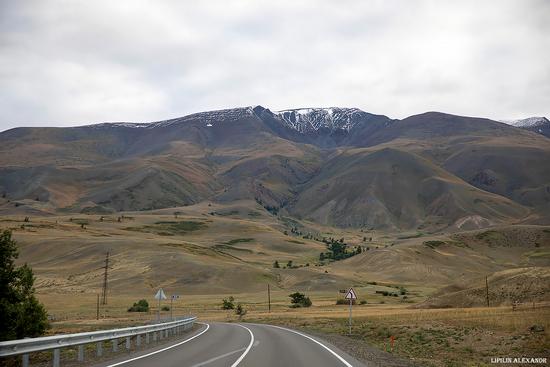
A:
<box><xmin>96</xmin><ymin>293</ymin><xmax>100</xmax><ymax>320</ymax></box>
<box><xmin>485</xmin><ymin>276</ymin><xmax>490</xmax><ymax>307</ymax></box>
<box><xmin>267</xmin><ymin>284</ymin><xmax>271</xmax><ymax>313</ymax></box>
<box><xmin>101</xmin><ymin>252</ymin><xmax>110</xmax><ymax>305</ymax></box>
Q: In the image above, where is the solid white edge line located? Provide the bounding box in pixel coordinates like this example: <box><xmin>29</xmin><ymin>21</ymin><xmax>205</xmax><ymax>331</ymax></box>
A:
<box><xmin>256</xmin><ymin>324</ymin><xmax>353</xmax><ymax>367</ymax></box>
<box><xmin>229</xmin><ymin>324</ymin><xmax>254</xmax><ymax>367</ymax></box>
<box><xmin>105</xmin><ymin>322</ymin><xmax>210</xmax><ymax>367</ymax></box>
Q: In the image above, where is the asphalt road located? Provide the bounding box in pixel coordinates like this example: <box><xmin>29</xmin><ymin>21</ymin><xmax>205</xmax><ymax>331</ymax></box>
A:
<box><xmin>96</xmin><ymin>322</ymin><xmax>366</xmax><ymax>367</ymax></box>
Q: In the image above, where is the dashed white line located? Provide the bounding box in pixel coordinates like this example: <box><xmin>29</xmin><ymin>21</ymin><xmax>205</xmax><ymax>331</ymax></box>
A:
<box><xmin>229</xmin><ymin>323</ymin><xmax>255</xmax><ymax>367</ymax></box>
<box><xmin>255</xmin><ymin>324</ymin><xmax>353</xmax><ymax>367</ymax></box>
<box><xmin>105</xmin><ymin>323</ymin><xmax>210</xmax><ymax>367</ymax></box>
<box><xmin>190</xmin><ymin>347</ymin><xmax>246</xmax><ymax>367</ymax></box>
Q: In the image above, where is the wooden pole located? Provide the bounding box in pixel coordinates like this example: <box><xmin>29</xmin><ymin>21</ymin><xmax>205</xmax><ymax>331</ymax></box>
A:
<box><xmin>102</xmin><ymin>252</ymin><xmax>109</xmax><ymax>305</ymax></box>
<box><xmin>96</xmin><ymin>293</ymin><xmax>100</xmax><ymax>320</ymax></box>
<box><xmin>268</xmin><ymin>284</ymin><xmax>271</xmax><ymax>313</ymax></box>
<box><xmin>485</xmin><ymin>276</ymin><xmax>490</xmax><ymax>307</ymax></box>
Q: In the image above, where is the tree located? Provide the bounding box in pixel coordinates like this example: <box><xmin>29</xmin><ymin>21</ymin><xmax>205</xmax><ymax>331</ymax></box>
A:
<box><xmin>287</xmin><ymin>260</ymin><xmax>293</xmax><ymax>268</ymax></box>
<box><xmin>128</xmin><ymin>299</ymin><xmax>149</xmax><ymax>312</ymax></box>
<box><xmin>222</xmin><ymin>296</ymin><xmax>235</xmax><ymax>310</ymax></box>
<box><xmin>319</xmin><ymin>253</ymin><xmax>325</xmax><ymax>261</ymax></box>
<box><xmin>289</xmin><ymin>292</ymin><xmax>312</xmax><ymax>308</ymax></box>
<box><xmin>273</xmin><ymin>260</ymin><xmax>280</xmax><ymax>268</ymax></box>
<box><xmin>0</xmin><ymin>230</ymin><xmax>48</xmax><ymax>341</ymax></box>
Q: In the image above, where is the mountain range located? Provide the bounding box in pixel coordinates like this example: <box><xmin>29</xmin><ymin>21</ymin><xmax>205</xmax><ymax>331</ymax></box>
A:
<box><xmin>1</xmin><ymin>106</ymin><xmax>549</xmax><ymax>231</ymax></box>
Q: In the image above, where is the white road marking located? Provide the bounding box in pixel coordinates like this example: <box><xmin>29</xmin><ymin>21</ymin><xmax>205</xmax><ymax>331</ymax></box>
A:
<box><xmin>190</xmin><ymin>347</ymin><xmax>245</xmax><ymax>367</ymax></box>
<box><xmin>105</xmin><ymin>323</ymin><xmax>210</xmax><ymax>367</ymax></box>
<box><xmin>255</xmin><ymin>324</ymin><xmax>354</xmax><ymax>367</ymax></box>
<box><xmin>229</xmin><ymin>324</ymin><xmax>255</xmax><ymax>367</ymax></box>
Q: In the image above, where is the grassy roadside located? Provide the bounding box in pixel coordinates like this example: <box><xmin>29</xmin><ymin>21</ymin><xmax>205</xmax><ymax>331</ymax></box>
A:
<box><xmin>34</xmin><ymin>291</ymin><xmax>549</xmax><ymax>366</ymax></box>
<box><xmin>244</xmin><ymin>304</ymin><xmax>550</xmax><ymax>367</ymax></box>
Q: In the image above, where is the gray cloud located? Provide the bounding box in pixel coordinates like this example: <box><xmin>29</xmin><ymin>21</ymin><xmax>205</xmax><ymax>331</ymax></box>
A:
<box><xmin>1</xmin><ymin>0</ymin><xmax>549</xmax><ymax>131</ymax></box>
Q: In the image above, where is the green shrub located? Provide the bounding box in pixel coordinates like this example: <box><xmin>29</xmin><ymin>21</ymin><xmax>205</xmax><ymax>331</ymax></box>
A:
<box><xmin>289</xmin><ymin>292</ymin><xmax>312</xmax><ymax>308</ymax></box>
<box><xmin>128</xmin><ymin>299</ymin><xmax>149</xmax><ymax>312</ymax></box>
<box><xmin>161</xmin><ymin>306</ymin><xmax>170</xmax><ymax>311</ymax></box>
<box><xmin>222</xmin><ymin>296</ymin><xmax>235</xmax><ymax>310</ymax></box>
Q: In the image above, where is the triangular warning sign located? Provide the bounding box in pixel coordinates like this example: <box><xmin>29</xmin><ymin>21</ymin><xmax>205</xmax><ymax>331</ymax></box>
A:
<box><xmin>345</xmin><ymin>287</ymin><xmax>357</xmax><ymax>300</ymax></box>
<box><xmin>154</xmin><ymin>288</ymin><xmax>167</xmax><ymax>300</ymax></box>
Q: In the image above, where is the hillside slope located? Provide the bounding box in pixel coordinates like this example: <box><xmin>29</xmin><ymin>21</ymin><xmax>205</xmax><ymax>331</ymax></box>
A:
<box><xmin>1</xmin><ymin>106</ymin><xmax>549</xmax><ymax>230</ymax></box>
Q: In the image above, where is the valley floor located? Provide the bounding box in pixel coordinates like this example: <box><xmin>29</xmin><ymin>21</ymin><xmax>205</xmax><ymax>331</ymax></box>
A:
<box><xmin>1</xmin><ymin>200</ymin><xmax>548</xmax><ymax>366</ymax></box>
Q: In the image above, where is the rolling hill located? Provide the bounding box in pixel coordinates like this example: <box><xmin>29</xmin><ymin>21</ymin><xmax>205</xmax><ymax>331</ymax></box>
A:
<box><xmin>1</xmin><ymin>106</ymin><xmax>549</xmax><ymax>230</ymax></box>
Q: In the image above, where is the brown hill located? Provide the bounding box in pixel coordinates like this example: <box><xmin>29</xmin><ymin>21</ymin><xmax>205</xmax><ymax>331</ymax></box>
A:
<box><xmin>290</xmin><ymin>148</ymin><xmax>527</xmax><ymax>230</ymax></box>
<box><xmin>1</xmin><ymin>107</ymin><xmax>549</xmax><ymax>230</ymax></box>
<box><xmin>417</xmin><ymin>267</ymin><xmax>550</xmax><ymax>308</ymax></box>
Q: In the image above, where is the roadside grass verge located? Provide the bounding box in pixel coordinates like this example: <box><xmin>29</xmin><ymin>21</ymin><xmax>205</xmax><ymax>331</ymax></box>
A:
<box><xmin>247</xmin><ymin>305</ymin><xmax>550</xmax><ymax>367</ymax></box>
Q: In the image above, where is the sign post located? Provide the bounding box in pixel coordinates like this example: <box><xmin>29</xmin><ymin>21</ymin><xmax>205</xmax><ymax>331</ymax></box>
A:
<box><xmin>154</xmin><ymin>288</ymin><xmax>167</xmax><ymax>322</ymax></box>
<box><xmin>170</xmin><ymin>295</ymin><xmax>180</xmax><ymax>321</ymax></box>
<box><xmin>345</xmin><ymin>287</ymin><xmax>357</xmax><ymax>335</ymax></box>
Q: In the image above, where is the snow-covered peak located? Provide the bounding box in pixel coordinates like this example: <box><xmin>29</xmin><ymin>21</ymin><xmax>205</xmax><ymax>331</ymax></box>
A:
<box><xmin>274</xmin><ymin>107</ymin><xmax>372</xmax><ymax>133</ymax></box>
<box><xmin>149</xmin><ymin>107</ymin><xmax>256</xmax><ymax>128</ymax></box>
<box><xmin>83</xmin><ymin>122</ymin><xmax>149</xmax><ymax>129</ymax></box>
<box><xmin>501</xmin><ymin>117</ymin><xmax>549</xmax><ymax>128</ymax></box>
<box><xmin>77</xmin><ymin>106</ymin><xmax>380</xmax><ymax>133</ymax></box>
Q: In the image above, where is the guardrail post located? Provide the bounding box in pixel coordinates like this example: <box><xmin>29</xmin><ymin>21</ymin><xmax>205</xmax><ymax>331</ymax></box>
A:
<box><xmin>146</xmin><ymin>333</ymin><xmax>150</xmax><ymax>344</ymax></box>
<box><xmin>53</xmin><ymin>348</ymin><xmax>60</xmax><ymax>367</ymax></box>
<box><xmin>125</xmin><ymin>337</ymin><xmax>131</xmax><ymax>350</ymax></box>
<box><xmin>78</xmin><ymin>345</ymin><xmax>84</xmax><ymax>361</ymax></box>
<box><xmin>112</xmin><ymin>339</ymin><xmax>118</xmax><ymax>352</ymax></box>
<box><xmin>97</xmin><ymin>342</ymin><xmax>103</xmax><ymax>357</ymax></box>
<box><xmin>137</xmin><ymin>334</ymin><xmax>141</xmax><ymax>347</ymax></box>
<box><xmin>22</xmin><ymin>354</ymin><xmax>29</xmax><ymax>367</ymax></box>
<box><xmin>153</xmin><ymin>332</ymin><xmax>157</xmax><ymax>342</ymax></box>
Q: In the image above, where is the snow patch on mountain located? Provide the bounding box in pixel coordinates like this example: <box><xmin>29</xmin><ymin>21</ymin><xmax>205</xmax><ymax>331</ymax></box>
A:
<box><xmin>80</xmin><ymin>106</ymin><xmax>381</xmax><ymax>133</ymax></box>
<box><xmin>84</xmin><ymin>122</ymin><xmax>149</xmax><ymax>129</ymax></box>
<box><xmin>149</xmin><ymin>107</ymin><xmax>256</xmax><ymax>128</ymax></box>
<box><xmin>501</xmin><ymin>117</ymin><xmax>549</xmax><ymax>128</ymax></box>
<box><xmin>274</xmin><ymin>107</ymin><xmax>372</xmax><ymax>133</ymax></box>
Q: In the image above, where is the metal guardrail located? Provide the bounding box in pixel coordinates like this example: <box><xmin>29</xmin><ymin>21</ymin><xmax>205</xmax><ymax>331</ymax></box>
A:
<box><xmin>0</xmin><ymin>316</ymin><xmax>196</xmax><ymax>367</ymax></box>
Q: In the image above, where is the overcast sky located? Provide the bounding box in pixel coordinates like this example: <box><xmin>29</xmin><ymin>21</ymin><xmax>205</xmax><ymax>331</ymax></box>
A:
<box><xmin>0</xmin><ymin>0</ymin><xmax>549</xmax><ymax>131</ymax></box>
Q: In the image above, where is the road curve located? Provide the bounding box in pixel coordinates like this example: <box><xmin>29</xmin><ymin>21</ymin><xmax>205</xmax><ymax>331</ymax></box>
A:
<box><xmin>95</xmin><ymin>322</ymin><xmax>366</xmax><ymax>367</ymax></box>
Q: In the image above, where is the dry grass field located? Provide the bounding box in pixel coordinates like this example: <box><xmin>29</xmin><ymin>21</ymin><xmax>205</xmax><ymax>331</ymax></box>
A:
<box><xmin>1</xmin><ymin>199</ymin><xmax>549</xmax><ymax>366</ymax></box>
<box><xmin>36</xmin><ymin>290</ymin><xmax>550</xmax><ymax>367</ymax></box>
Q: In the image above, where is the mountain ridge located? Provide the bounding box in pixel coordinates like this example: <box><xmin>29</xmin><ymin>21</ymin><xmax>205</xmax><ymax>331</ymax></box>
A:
<box><xmin>1</xmin><ymin>106</ymin><xmax>549</xmax><ymax>230</ymax></box>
